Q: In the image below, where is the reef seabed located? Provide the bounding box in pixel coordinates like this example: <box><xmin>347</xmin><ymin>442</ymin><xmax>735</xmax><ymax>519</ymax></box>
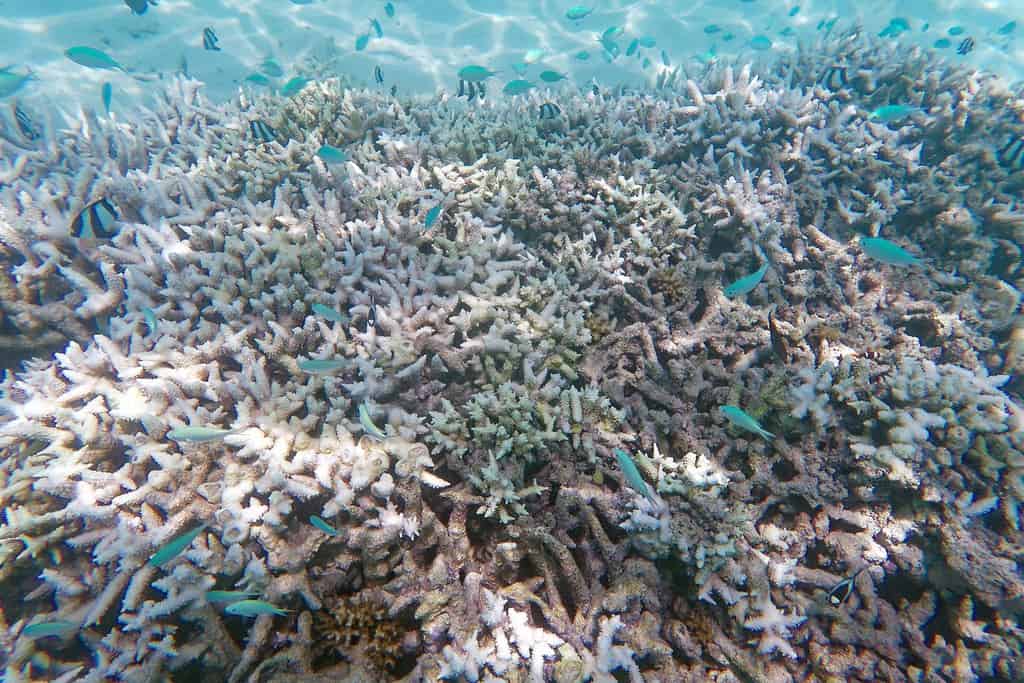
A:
<box><xmin>0</xmin><ymin>28</ymin><xmax>1022</xmax><ymax>683</ymax></box>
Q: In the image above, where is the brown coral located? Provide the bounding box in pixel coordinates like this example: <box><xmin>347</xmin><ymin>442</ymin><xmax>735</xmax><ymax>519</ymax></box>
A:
<box><xmin>312</xmin><ymin>595</ymin><xmax>412</xmax><ymax>676</ymax></box>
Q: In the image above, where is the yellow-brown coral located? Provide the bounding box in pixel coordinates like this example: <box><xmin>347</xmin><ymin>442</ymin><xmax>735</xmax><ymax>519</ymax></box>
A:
<box><xmin>313</xmin><ymin>596</ymin><xmax>407</xmax><ymax>675</ymax></box>
<box><xmin>649</xmin><ymin>266</ymin><xmax>687</xmax><ymax>305</ymax></box>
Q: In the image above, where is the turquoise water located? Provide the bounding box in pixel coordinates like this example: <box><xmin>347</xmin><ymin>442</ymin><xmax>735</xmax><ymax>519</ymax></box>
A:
<box><xmin>0</xmin><ymin>0</ymin><xmax>1021</xmax><ymax>107</ymax></box>
<box><xmin>1</xmin><ymin>1</ymin><xmax>1023</xmax><ymax>682</ymax></box>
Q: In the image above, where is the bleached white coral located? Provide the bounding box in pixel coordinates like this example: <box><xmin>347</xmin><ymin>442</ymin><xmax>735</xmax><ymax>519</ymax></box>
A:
<box><xmin>742</xmin><ymin>593</ymin><xmax>806</xmax><ymax>659</ymax></box>
<box><xmin>585</xmin><ymin>615</ymin><xmax>644</xmax><ymax>683</ymax></box>
<box><xmin>439</xmin><ymin>630</ymin><xmax>494</xmax><ymax>683</ymax></box>
<box><xmin>507</xmin><ymin>608</ymin><xmax>564</xmax><ymax>683</ymax></box>
<box><xmin>790</xmin><ymin>362</ymin><xmax>837</xmax><ymax>427</ymax></box>
<box><xmin>649</xmin><ymin>445</ymin><xmax>730</xmax><ymax>495</ymax></box>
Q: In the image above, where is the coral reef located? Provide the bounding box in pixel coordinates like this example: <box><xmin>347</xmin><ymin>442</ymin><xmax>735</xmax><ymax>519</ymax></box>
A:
<box><xmin>1</xmin><ymin>25</ymin><xmax>1023</xmax><ymax>683</ymax></box>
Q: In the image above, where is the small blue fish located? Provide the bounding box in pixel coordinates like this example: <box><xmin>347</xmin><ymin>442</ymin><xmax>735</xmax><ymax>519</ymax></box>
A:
<box><xmin>724</xmin><ymin>263</ymin><xmax>769</xmax><ymax>298</ymax></box>
<box><xmin>374</xmin><ymin>65</ymin><xmax>384</xmax><ymax>85</ymax></box>
<box><xmin>948</xmin><ymin>25</ymin><xmax>965</xmax><ymax>36</ymax></box>
<box><xmin>297</xmin><ymin>358</ymin><xmax>347</xmax><ymax>373</ymax></box>
<box><xmin>370</xmin><ymin>18</ymin><xmax>383</xmax><ymax>39</ymax></box>
<box><xmin>458</xmin><ymin>65</ymin><xmax>499</xmax><ymax>82</ymax></box>
<box><xmin>316</xmin><ymin>145</ymin><xmax>348</xmax><ymax>164</ymax></box>
<box><xmin>638</xmin><ymin>36</ymin><xmax>656</xmax><ymax>48</ymax></box>
<box><xmin>614</xmin><ymin>448</ymin><xmax>652</xmax><ymax>499</ymax></box>
<box><xmin>385</xmin><ymin>2</ymin><xmax>395</xmax><ymax>18</ymax></box>
<box><xmin>0</xmin><ymin>67</ymin><xmax>34</xmax><ymax>99</ymax></box>
<box><xmin>224</xmin><ymin>599</ymin><xmax>289</xmax><ymax>617</ymax></box>
<box><xmin>167</xmin><ymin>426</ymin><xmax>234</xmax><ymax>442</ymax></box>
<box><xmin>280</xmin><ymin>76</ymin><xmax>309</xmax><ymax>97</ymax></box>
<box><xmin>260</xmin><ymin>59</ymin><xmax>284</xmax><ymax>77</ymax></box>
<box><xmin>142</xmin><ymin>307</ymin><xmax>158</xmax><ymax>334</ymax></box>
<box><xmin>750</xmin><ymin>35</ymin><xmax>773</xmax><ymax>50</ymax></box>
<box><xmin>206</xmin><ymin>590</ymin><xmax>258</xmax><ymax>603</ymax></box>
<box><xmin>502</xmin><ymin>79</ymin><xmax>535</xmax><ymax>95</ymax></box>
<box><xmin>66</xmin><ymin>46</ymin><xmax>124</xmax><ymax>71</ymax></box>
<box><xmin>23</xmin><ymin>620</ymin><xmax>79</xmax><ymax>639</ymax></box>
<box><xmin>358</xmin><ymin>403</ymin><xmax>388</xmax><ymax>440</ymax></box>
<box><xmin>869</xmin><ymin>104</ymin><xmax>920</xmax><ymax>122</ymax></box>
<box><xmin>101</xmin><ymin>82</ymin><xmax>112</xmax><ymax>113</ymax></box>
<box><xmin>565</xmin><ymin>5</ymin><xmax>593</xmax><ymax>21</ymax></box>
<box><xmin>788</xmin><ymin>6</ymin><xmax>800</xmax><ymax>16</ymax></box>
<box><xmin>626</xmin><ymin>38</ymin><xmax>640</xmax><ymax>56</ymax></box>
<box><xmin>148</xmin><ymin>523</ymin><xmax>209</xmax><ymax>567</ymax></box>
<box><xmin>704</xmin><ymin>24</ymin><xmax>722</xmax><ymax>34</ymax></box>
<box><xmin>661</xmin><ymin>49</ymin><xmax>670</xmax><ymax>66</ymax></box>
<box><xmin>245</xmin><ymin>73</ymin><xmax>272</xmax><ymax>86</ymax></box>
<box><xmin>933</xmin><ymin>38</ymin><xmax>952</xmax><ymax>49</ymax></box>
<box><xmin>601</xmin><ymin>26</ymin><xmax>623</xmax><ymax>41</ymax></box>
<box><xmin>356</xmin><ymin>33</ymin><xmax>370</xmax><ymax>51</ymax></box>
<box><xmin>696</xmin><ymin>46</ymin><xmax>718</xmax><ymax>64</ymax></box>
<box><xmin>860</xmin><ymin>237</ymin><xmax>921</xmax><ymax>265</ymax></box>
<box><xmin>524</xmin><ymin>49</ymin><xmax>545</xmax><ymax>64</ymax></box>
<box><xmin>997</xmin><ymin>21</ymin><xmax>1016</xmax><ymax>36</ymax></box>
<box><xmin>878</xmin><ymin>21</ymin><xmax>906</xmax><ymax>38</ymax></box>
<box><xmin>576</xmin><ymin>50</ymin><xmax>590</xmax><ymax>60</ymax></box>
<box><xmin>539</xmin><ymin>70</ymin><xmax>566</xmax><ymax>83</ymax></box>
<box><xmin>309</xmin><ymin>515</ymin><xmax>340</xmax><ymax>536</ymax></box>
<box><xmin>720</xmin><ymin>405</ymin><xmax>774</xmax><ymax>440</ymax></box>
<box><xmin>311</xmin><ymin>302</ymin><xmax>347</xmax><ymax>322</ymax></box>
<box><xmin>424</xmin><ymin>204</ymin><xmax>442</xmax><ymax>228</ymax></box>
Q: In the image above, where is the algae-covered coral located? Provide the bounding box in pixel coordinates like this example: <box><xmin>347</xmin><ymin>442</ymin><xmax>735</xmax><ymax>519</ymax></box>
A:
<box><xmin>0</xmin><ymin>27</ymin><xmax>1022</xmax><ymax>682</ymax></box>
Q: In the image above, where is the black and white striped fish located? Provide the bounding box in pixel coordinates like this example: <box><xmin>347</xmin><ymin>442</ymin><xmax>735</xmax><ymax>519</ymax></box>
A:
<box><xmin>997</xmin><ymin>136</ymin><xmax>1024</xmax><ymax>171</ymax></box>
<box><xmin>821</xmin><ymin>65</ymin><xmax>848</xmax><ymax>90</ymax></box>
<box><xmin>957</xmin><ymin>37</ymin><xmax>975</xmax><ymax>55</ymax></box>
<box><xmin>826</xmin><ymin>568</ymin><xmax>866</xmax><ymax>606</ymax></box>
<box><xmin>477</xmin><ymin>81</ymin><xmax>486</xmax><ymax>99</ymax></box>
<box><xmin>539</xmin><ymin>102</ymin><xmax>561</xmax><ymax>119</ymax></box>
<box><xmin>14</xmin><ymin>103</ymin><xmax>39</xmax><ymax>141</ymax></box>
<box><xmin>202</xmin><ymin>27</ymin><xmax>220</xmax><ymax>52</ymax></box>
<box><xmin>71</xmin><ymin>198</ymin><xmax>120</xmax><ymax>239</ymax></box>
<box><xmin>249</xmin><ymin>119</ymin><xmax>277</xmax><ymax>143</ymax></box>
<box><xmin>390</xmin><ymin>84</ymin><xmax>397</xmax><ymax>96</ymax></box>
<box><xmin>366</xmin><ymin>296</ymin><xmax>377</xmax><ymax>332</ymax></box>
<box><xmin>374</xmin><ymin>65</ymin><xmax>383</xmax><ymax>85</ymax></box>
